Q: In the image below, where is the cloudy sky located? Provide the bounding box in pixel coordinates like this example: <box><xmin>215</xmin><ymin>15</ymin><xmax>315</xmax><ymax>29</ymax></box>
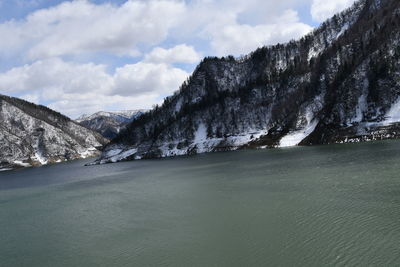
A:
<box><xmin>0</xmin><ymin>0</ymin><xmax>356</xmax><ymax>118</ymax></box>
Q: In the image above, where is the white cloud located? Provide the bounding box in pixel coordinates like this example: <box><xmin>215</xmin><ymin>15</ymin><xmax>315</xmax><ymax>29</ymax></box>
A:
<box><xmin>0</xmin><ymin>0</ymin><xmax>324</xmax><ymax>117</ymax></box>
<box><xmin>0</xmin><ymin>57</ymin><xmax>189</xmax><ymax>118</ymax></box>
<box><xmin>114</xmin><ymin>62</ymin><xmax>189</xmax><ymax>96</ymax></box>
<box><xmin>166</xmin><ymin>0</ymin><xmax>314</xmax><ymax>56</ymax></box>
<box><xmin>204</xmin><ymin>9</ymin><xmax>312</xmax><ymax>56</ymax></box>
<box><xmin>0</xmin><ymin>0</ymin><xmax>185</xmax><ymax>60</ymax></box>
<box><xmin>311</xmin><ymin>0</ymin><xmax>356</xmax><ymax>22</ymax></box>
<box><xmin>144</xmin><ymin>44</ymin><xmax>201</xmax><ymax>64</ymax></box>
<box><xmin>0</xmin><ymin>0</ymin><xmax>314</xmax><ymax>60</ymax></box>
<box><xmin>0</xmin><ymin>58</ymin><xmax>113</xmax><ymax>95</ymax></box>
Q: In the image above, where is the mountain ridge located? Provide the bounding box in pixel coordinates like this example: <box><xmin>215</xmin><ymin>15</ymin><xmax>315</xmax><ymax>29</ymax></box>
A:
<box><xmin>90</xmin><ymin>0</ymin><xmax>400</xmax><ymax>163</ymax></box>
<box><xmin>0</xmin><ymin>94</ymin><xmax>108</xmax><ymax>170</ymax></box>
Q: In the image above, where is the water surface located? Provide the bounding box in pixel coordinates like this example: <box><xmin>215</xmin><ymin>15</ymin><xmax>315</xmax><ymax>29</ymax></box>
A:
<box><xmin>1</xmin><ymin>141</ymin><xmax>400</xmax><ymax>266</ymax></box>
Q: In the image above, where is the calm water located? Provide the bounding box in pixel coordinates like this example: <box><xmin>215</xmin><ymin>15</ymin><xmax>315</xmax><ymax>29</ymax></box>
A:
<box><xmin>1</xmin><ymin>141</ymin><xmax>400</xmax><ymax>266</ymax></box>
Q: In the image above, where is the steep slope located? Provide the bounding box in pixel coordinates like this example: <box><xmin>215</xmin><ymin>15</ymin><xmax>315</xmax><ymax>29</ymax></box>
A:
<box><xmin>76</xmin><ymin>110</ymin><xmax>147</xmax><ymax>139</ymax></box>
<box><xmin>0</xmin><ymin>95</ymin><xmax>108</xmax><ymax>170</ymax></box>
<box><xmin>98</xmin><ymin>0</ymin><xmax>400</xmax><ymax>163</ymax></box>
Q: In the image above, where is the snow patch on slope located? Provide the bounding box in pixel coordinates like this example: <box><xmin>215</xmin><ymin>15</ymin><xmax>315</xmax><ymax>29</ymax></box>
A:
<box><xmin>382</xmin><ymin>98</ymin><xmax>400</xmax><ymax>125</ymax></box>
<box><xmin>337</xmin><ymin>23</ymin><xmax>349</xmax><ymax>39</ymax></box>
<box><xmin>279</xmin><ymin>120</ymin><xmax>319</xmax><ymax>148</ymax></box>
<box><xmin>350</xmin><ymin>94</ymin><xmax>367</xmax><ymax>124</ymax></box>
<box><xmin>279</xmin><ymin>97</ymin><xmax>322</xmax><ymax>148</ymax></box>
<box><xmin>193</xmin><ymin>123</ymin><xmax>207</xmax><ymax>152</ymax></box>
<box><xmin>100</xmin><ymin>148</ymin><xmax>138</xmax><ymax>163</ymax></box>
<box><xmin>31</xmin><ymin>137</ymin><xmax>48</xmax><ymax>165</ymax></box>
<box><xmin>78</xmin><ymin>147</ymin><xmax>98</xmax><ymax>158</ymax></box>
<box><xmin>13</xmin><ymin>160</ymin><xmax>31</xmax><ymax>167</ymax></box>
<box><xmin>175</xmin><ymin>98</ymin><xmax>183</xmax><ymax>113</ymax></box>
<box><xmin>308</xmin><ymin>44</ymin><xmax>323</xmax><ymax>61</ymax></box>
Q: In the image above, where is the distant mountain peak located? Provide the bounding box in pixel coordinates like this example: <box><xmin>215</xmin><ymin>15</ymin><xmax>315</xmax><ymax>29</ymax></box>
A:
<box><xmin>76</xmin><ymin>110</ymin><xmax>147</xmax><ymax>122</ymax></box>
<box><xmin>76</xmin><ymin>109</ymin><xmax>148</xmax><ymax>139</ymax></box>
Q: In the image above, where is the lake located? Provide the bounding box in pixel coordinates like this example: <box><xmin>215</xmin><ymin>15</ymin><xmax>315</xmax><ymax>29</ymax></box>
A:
<box><xmin>1</xmin><ymin>141</ymin><xmax>400</xmax><ymax>266</ymax></box>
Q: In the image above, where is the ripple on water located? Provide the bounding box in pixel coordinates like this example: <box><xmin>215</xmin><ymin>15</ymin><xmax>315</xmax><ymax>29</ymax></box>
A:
<box><xmin>1</xmin><ymin>141</ymin><xmax>400</xmax><ymax>266</ymax></box>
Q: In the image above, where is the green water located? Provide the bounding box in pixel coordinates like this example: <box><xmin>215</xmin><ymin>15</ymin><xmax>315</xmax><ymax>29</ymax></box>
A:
<box><xmin>1</xmin><ymin>141</ymin><xmax>400</xmax><ymax>266</ymax></box>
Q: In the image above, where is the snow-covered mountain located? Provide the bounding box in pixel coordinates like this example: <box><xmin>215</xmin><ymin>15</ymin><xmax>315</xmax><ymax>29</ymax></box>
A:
<box><xmin>96</xmin><ymin>0</ymin><xmax>400</xmax><ymax>164</ymax></box>
<box><xmin>76</xmin><ymin>110</ymin><xmax>147</xmax><ymax>139</ymax></box>
<box><xmin>0</xmin><ymin>94</ymin><xmax>108</xmax><ymax>171</ymax></box>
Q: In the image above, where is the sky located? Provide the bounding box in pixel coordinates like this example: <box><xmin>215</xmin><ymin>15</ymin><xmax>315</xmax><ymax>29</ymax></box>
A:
<box><xmin>0</xmin><ymin>0</ymin><xmax>356</xmax><ymax>118</ymax></box>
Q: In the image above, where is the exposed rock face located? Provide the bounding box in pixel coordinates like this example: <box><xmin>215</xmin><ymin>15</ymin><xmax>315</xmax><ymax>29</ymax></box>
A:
<box><xmin>98</xmin><ymin>0</ymin><xmax>400</xmax><ymax>163</ymax></box>
<box><xmin>76</xmin><ymin>110</ymin><xmax>147</xmax><ymax>139</ymax></box>
<box><xmin>0</xmin><ymin>95</ymin><xmax>108</xmax><ymax>170</ymax></box>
